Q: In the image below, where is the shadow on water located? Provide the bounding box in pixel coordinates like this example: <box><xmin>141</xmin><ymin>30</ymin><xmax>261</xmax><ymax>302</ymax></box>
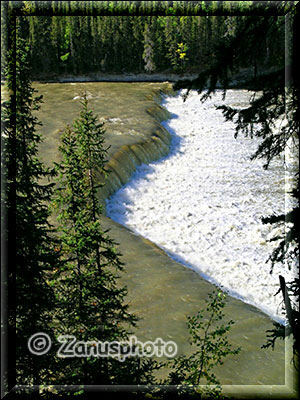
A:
<box><xmin>106</xmin><ymin>111</ymin><xmax>184</xmax><ymax>224</ymax></box>
<box><xmin>160</xmin><ymin>246</ymin><xmax>285</xmax><ymax>323</ymax></box>
<box><xmin>107</xmin><ymin>107</ymin><xmax>287</xmax><ymax>326</ymax></box>
<box><xmin>34</xmin><ymin>82</ymin><xmax>288</xmax><ymax>387</ymax></box>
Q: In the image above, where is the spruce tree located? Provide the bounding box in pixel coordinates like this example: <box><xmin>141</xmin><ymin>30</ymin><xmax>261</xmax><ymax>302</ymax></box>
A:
<box><xmin>2</xmin><ymin>22</ymin><xmax>59</xmax><ymax>385</ymax></box>
<box><xmin>143</xmin><ymin>22</ymin><xmax>156</xmax><ymax>74</ymax></box>
<box><xmin>164</xmin><ymin>17</ymin><xmax>180</xmax><ymax>72</ymax></box>
<box><xmin>20</xmin><ymin>4</ymin><xmax>250</xmax><ymax>76</ymax></box>
<box><xmin>169</xmin><ymin>290</ymin><xmax>240</xmax><ymax>387</ymax></box>
<box><xmin>53</xmin><ymin>95</ymin><xmax>138</xmax><ymax>384</ymax></box>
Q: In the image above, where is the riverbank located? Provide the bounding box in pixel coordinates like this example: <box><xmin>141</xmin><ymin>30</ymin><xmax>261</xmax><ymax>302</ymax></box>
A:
<box><xmin>34</xmin><ymin>71</ymin><xmax>198</xmax><ymax>83</ymax></box>
<box><xmin>34</xmin><ymin>81</ymin><xmax>296</xmax><ymax>396</ymax></box>
<box><xmin>32</xmin><ymin>67</ymin><xmax>262</xmax><ymax>87</ymax></box>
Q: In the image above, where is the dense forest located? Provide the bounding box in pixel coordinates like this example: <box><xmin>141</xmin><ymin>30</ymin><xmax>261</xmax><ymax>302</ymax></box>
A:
<box><xmin>12</xmin><ymin>1</ymin><xmax>285</xmax><ymax>77</ymax></box>
<box><xmin>1</xmin><ymin>1</ymin><xmax>298</xmax><ymax>398</ymax></box>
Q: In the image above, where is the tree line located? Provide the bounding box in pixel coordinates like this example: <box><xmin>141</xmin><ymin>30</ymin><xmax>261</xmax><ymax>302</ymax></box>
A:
<box><xmin>13</xmin><ymin>1</ymin><xmax>285</xmax><ymax>77</ymax></box>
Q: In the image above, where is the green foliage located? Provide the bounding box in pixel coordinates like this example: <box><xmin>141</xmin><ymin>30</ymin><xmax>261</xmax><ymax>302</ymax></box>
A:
<box><xmin>16</xmin><ymin>1</ymin><xmax>285</xmax><ymax>76</ymax></box>
<box><xmin>52</xmin><ymin>94</ymin><xmax>148</xmax><ymax>384</ymax></box>
<box><xmin>155</xmin><ymin>290</ymin><xmax>240</xmax><ymax>398</ymax></box>
<box><xmin>2</xmin><ymin>22</ymin><xmax>59</xmax><ymax>384</ymax></box>
<box><xmin>169</xmin><ymin>290</ymin><xmax>240</xmax><ymax>385</ymax></box>
<box><xmin>60</xmin><ymin>52</ymin><xmax>70</xmax><ymax>62</ymax></box>
<box><xmin>143</xmin><ymin>23</ymin><xmax>156</xmax><ymax>73</ymax></box>
<box><xmin>62</xmin><ymin>22</ymin><xmax>71</xmax><ymax>51</ymax></box>
<box><xmin>5</xmin><ymin>1</ymin><xmax>298</xmax><ymax>390</ymax></box>
<box><xmin>167</xmin><ymin>7</ymin><xmax>176</xmax><ymax>16</ymax></box>
<box><xmin>175</xmin><ymin>42</ymin><xmax>188</xmax><ymax>72</ymax></box>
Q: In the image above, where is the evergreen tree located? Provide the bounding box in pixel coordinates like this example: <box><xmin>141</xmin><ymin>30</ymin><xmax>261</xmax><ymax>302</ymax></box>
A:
<box><xmin>21</xmin><ymin>2</ymin><xmax>284</xmax><ymax>76</ymax></box>
<box><xmin>157</xmin><ymin>290</ymin><xmax>240</xmax><ymax>399</ymax></box>
<box><xmin>131</xmin><ymin>16</ymin><xmax>145</xmax><ymax>71</ymax></box>
<box><xmin>143</xmin><ymin>22</ymin><xmax>156</xmax><ymax>74</ymax></box>
<box><xmin>164</xmin><ymin>16</ymin><xmax>180</xmax><ymax>71</ymax></box>
<box><xmin>53</xmin><ymin>94</ymin><xmax>138</xmax><ymax>384</ymax></box>
<box><xmin>2</xmin><ymin>23</ymin><xmax>59</xmax><ymax>385</ymax></box>
<box><xmin>169</xmin><ymin>290</ymin><xmax>240</xmax><ymax>387</ymax></box>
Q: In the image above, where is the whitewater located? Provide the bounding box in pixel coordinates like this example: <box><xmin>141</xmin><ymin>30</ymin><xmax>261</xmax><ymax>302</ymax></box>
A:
<box><xmin>106</xmin><ymin>89</ymin><xmax>297</xmax><ymax>323</ymax></box>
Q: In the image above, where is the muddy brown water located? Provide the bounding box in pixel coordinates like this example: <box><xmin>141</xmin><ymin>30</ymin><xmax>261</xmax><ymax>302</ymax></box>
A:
<box><xmin>33</xmin><ymin>81</ymin><xmax>297</xmax><ymax>396</ymax></box>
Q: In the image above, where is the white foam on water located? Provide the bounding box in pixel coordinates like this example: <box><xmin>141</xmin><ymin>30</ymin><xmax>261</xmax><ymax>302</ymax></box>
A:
<box><xmin>106</xmin><ymin>90</ymin><xmax>298</xmax><ymax>323</ymax></box>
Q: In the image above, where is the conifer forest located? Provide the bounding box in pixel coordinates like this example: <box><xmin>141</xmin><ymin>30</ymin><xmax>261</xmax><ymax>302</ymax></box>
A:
<box><xmin>1</xmin><ymin>1</ymin><xmax>299</xmax><ymax>399</ymax></box>
<box><xmin>14</xmin><ymin>1</ymin><xmax>286</xmax><ymax>76</ymax></box>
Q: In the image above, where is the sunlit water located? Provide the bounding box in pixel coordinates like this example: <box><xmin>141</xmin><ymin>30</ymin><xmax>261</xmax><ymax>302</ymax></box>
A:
<box><xmin>29</xmin><ymin>82</ymin><xmax>290</xmax><ymax>384</ymax></box>
<box><xmin>107</xmin><ymin>89</ymin><xmax>298</xmax><ymax>323</ymax></box>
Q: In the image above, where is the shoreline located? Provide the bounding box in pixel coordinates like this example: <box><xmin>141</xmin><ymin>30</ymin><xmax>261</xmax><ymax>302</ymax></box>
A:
<box><xmin>32</xmin><ymin>66</ymin><xmax>263</xmax><ymax>87</ymax></box>
<box><xmin>34</xmin><ymin>72</ymin><xmax>198</xmax><ymax>84</ymax></box>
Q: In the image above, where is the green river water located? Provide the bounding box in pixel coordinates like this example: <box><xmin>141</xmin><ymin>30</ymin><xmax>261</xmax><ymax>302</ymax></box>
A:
<box><xmin>33</xmin><ymin>81</ymin><xmax>297</xmax><ymax>397</ymax></box>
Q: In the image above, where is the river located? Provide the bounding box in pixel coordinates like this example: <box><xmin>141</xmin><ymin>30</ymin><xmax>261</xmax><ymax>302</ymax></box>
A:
<box><xmin>34</xmin><ymin>81</ymin><xmax>296</xmax><ymax>394</ymax></box>
<box><xmin>106</xmin><ymin>89</ymin><xmax>297</xmax><ymax>323</ymax></box>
